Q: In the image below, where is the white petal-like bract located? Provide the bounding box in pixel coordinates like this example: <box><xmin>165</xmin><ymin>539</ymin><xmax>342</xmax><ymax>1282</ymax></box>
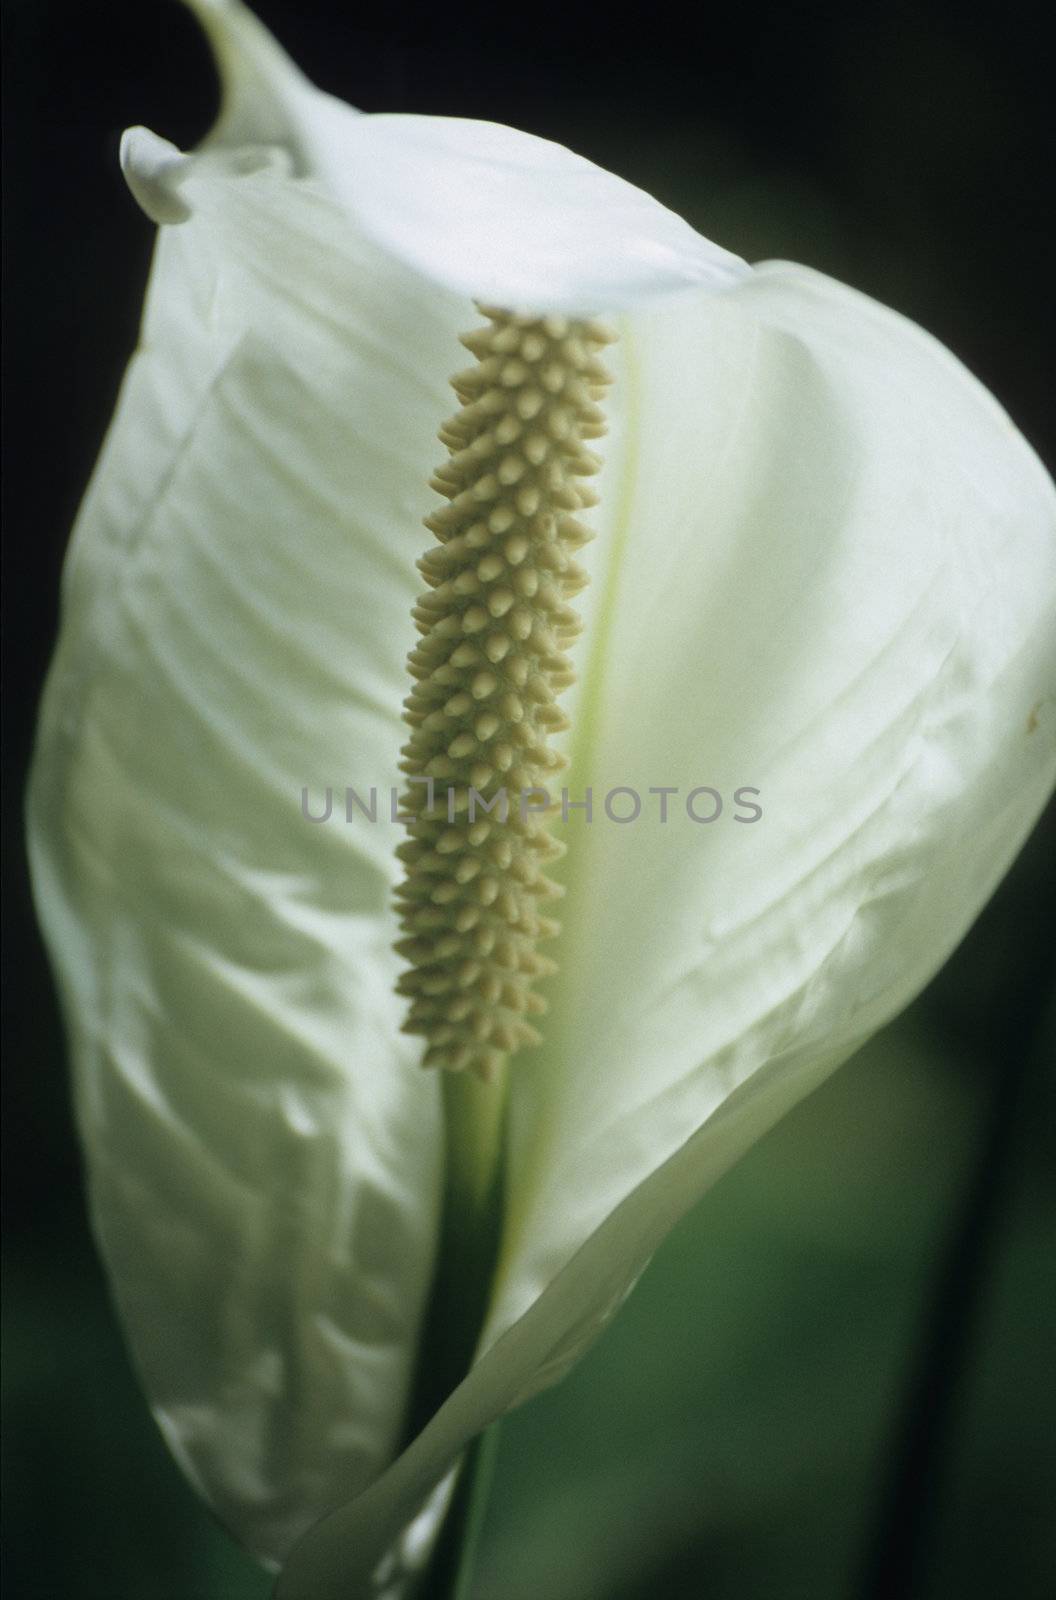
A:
<box><xmin>171</xmin><ymin>0</ymin><xmax>748</xmax><ymax>313</ymax></box>
<box><xmin>29</xmin><ymin>158</ymin><xmax>466</xmax><ymax>1567</ymax></box>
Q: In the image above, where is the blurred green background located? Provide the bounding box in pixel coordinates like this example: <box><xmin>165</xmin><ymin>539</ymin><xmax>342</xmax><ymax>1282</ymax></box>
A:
<box><xmin>3</xmin><ymin>1</ymin><xmax>1054</xmax><ymax>1596</ymax></box>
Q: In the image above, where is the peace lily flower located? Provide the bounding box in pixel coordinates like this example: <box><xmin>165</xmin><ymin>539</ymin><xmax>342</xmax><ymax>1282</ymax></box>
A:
<box><xmin>28</xmin><ymin>0</ymin><xmax>1056</xmax><ymax>1595</ymax></box>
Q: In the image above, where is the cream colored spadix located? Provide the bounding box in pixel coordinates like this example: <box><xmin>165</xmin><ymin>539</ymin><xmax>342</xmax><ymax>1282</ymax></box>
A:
<box><xmin>27</xmin><ymin>2</ymin><xmax>1056</xmax><ymax>1597</ymax></box>
<box><xmin>396</xmin><ymin>310</ymin><xmax>613</xmax><ymax>1079</ymax></box>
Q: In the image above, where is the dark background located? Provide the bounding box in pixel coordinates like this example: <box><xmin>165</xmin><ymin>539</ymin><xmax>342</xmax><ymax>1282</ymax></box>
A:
<box><xmin>3</xmin><ymin>2</ymin><xmax>1054</xmax><ymax>1596</ymax></box>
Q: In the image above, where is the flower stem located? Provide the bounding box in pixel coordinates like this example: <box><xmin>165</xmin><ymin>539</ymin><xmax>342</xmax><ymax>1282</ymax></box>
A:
<box><xmin>415</xmin><ymin>1423</ymin><xmax>503</xmax><ymax>1600</ymax></box>
<box><xmin>442</xmin><ymin>1069</ymin><xmax>508</xmax><ymax>1225</ymax></box>
<box><xmin>398</xmin><ymin>1070</ymin><xmax>507</xmax><ymax>1594</ymax></box>
<box><xmin>399</xmin><ymin>1069</ymin><xmax>508</xmax><ymax>1450</ymax></box>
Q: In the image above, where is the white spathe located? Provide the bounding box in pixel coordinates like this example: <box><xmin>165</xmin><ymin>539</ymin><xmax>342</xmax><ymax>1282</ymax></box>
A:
<box><xmin>27</xmin><ymin>2</ymin><xmax>1056</xmax><ymax>1596</ymax></box>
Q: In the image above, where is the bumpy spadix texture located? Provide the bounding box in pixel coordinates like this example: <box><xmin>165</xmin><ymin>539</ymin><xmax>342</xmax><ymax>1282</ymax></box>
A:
<box><xmin>395</xmin><ymin>311</ymin><xmax>612</xmax><ymax>1078</ymax></box>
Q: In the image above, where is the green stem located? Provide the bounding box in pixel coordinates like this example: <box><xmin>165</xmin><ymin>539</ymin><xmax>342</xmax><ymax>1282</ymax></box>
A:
<box><xmin>442</xmin><ymin>1069</ymin><xmax>508</xmax><ymax>1224</ymax></box>
<box><xmin>399</xmin><ymin>1070</ymin><xmax>508</xmax><ymax>1593</ymax></box>
<box><xmin>415</xmin><ymin>1423</ymin><xmax>503</xmax><ymax>1600</ymax></box>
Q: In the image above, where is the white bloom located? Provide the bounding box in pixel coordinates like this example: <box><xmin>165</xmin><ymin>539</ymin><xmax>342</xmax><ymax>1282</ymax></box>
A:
<box><xmin>28</xmin><ymin>1</ymin><xmax>1056</xmax><ymax>1595</ymax></box>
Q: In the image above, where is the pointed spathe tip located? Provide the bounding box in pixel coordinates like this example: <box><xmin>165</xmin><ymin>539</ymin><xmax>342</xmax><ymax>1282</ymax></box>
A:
<box><xmin>120</xmin><ymin>126</ymin><xmax>193</xmax><ymax>224</ymax></box>
<box><xmin>181</xmin><ymin>0</ymin><xmax>318</xmax><ymax>156</ymax></box>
